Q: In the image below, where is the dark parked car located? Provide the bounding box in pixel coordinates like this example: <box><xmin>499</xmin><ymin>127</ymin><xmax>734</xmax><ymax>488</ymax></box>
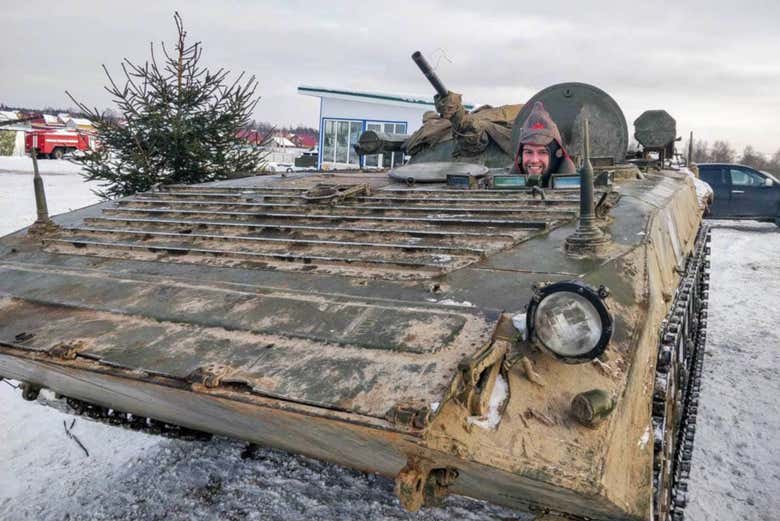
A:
<box><xmin>698</xmin><ymin>163</ymin><xmax>780</xmax><ymax>225</ymax></box>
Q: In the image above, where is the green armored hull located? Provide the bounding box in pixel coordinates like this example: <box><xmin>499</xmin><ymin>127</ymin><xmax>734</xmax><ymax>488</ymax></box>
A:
<box><xmin>0</xmin><ymin>170</ymin><xmax>707</xmax><ymax>520</ymax></box>
<box><xmin>0</xmin><ymin>69</ymin><xmax>710</xmax><ymax>521</ymax></box>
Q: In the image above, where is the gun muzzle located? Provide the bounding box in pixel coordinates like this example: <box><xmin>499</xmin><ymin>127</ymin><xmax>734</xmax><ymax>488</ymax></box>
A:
<box><xmin>412</xmin><ymin>51</ymin><xmax>448</xmax><ymax>97</ymax></box>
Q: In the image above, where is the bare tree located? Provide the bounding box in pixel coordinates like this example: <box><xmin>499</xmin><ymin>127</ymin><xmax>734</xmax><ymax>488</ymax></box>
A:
<box><xmin>690</xmin><ymin>139</ymin><xmax>709</xmax><ymax>163</ymax></box>
<box><xmin>709</xmin><ymin>140</ymin><xmax>735</xmax><ymax>163</ymax></box>
<box><xmin>740</xmin><ymin>145</ymin><xmax>767</xmax><ymax>170</ymax></box>
<box><xmin>767</xmin><ymin>148</ymin><xmax>780</xmax><ymax>176</ymax></box>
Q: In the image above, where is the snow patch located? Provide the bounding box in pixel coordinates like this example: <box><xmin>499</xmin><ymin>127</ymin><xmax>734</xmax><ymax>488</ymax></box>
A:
<box><xmin>638</xmin><ymin>425</ymin><xmax>651</xmax><ymax>449</ymax></box>
<box><xmin>0</xmin><ymin>170</ymin><xmax>101</xmax><ymax>237</ymax></box>
<box><xmin>436</xmin><ymin>298</ymin><xmax>474</xmax><ymax>307</ymax></box>
<box><xmin>0</xmin><ymin>155</ymin><xmax>84</xmax><ymax>175</ymax></box>
<box><xmin>511</xmin><ymin>312</ymin><xmax>527</xmax><ymax>340</ymax></box>
<box><xmin>432</xmin><ymin>254</ymin><xmax>453</xmax><ymax>264</ymax></box>
<box><xmin>467</xmin><ymin>374</ymin><xmax>509</xmax><ymax>431</ymax></box>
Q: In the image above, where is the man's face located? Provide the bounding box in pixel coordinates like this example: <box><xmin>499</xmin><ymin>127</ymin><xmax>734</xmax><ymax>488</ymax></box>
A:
<box><xmin>521</xmin><ymin>144</ymin><xmax>550</xmax><ymax>175</ymax></box>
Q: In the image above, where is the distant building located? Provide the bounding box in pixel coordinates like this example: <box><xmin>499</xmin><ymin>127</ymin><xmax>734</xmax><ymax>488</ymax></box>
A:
<box><xmin>266</xmin><ymin>135</ymin><xmax>296</xmax><ymax>148</ymax></box>
<box><xmin>289</xmin><ymin>132</ymin><xmax>318</xmax><ymax>149</ymax></box>
<box><xmin>41</xmin><ymin>114</ymin><xmax>63</xmax><ymax>128</ymax></box>
<box><xmin>237</xmin><ymin>129</ymin><xmax>263</xmax><ymax>145</ymax></box>
<box><xmin>58</xmin><ymin>114</ymin><xmax>95</xmax><ymax>132</ymax></box>
<box><xmin>252</xmin><ymin>131</ymin><xmax>307</xmax><ymax>165</ymax></box>
<box><xmin>298</xmin><ymin>85</ymin><xmax>472</xmax><ymax>170</ymax></box>
<box><xmin>0</xmin><ymin>111</ymin><xmax>29</xmax><ymax>156</ymax></box>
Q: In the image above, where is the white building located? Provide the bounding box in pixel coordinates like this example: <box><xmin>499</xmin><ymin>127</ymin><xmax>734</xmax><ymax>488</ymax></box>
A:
<box><xmin>0</xmin><ymin>111</ymin><xmax>29</xmax><ymax>156</ymax></box>
<box><xmin>261</xmin><ymin>136</ymin><xmax>309</xmax><ymax>165</ymax></box>
<box><xmin>298</xmin><ymin>85</ymin><xmax>473</xmax><ymax>171</ymax></box>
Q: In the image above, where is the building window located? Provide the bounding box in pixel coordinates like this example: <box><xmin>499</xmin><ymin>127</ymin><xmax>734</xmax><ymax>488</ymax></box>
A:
<box><xmin>364</xmin><ymin>121</ymin><xmax>407</xmax><ymax>169</ymax></box>
<box><xmin>321</xmin><ymin>119</ymin><xmax>363</xmax><ymax>169</ymax></box>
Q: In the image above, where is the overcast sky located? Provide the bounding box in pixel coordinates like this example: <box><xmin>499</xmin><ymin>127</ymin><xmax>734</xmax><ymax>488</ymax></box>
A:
<box><xmin>3</xmin><ymin>0</ymin><xmax>779</xmax><ymax>155</ymax></box>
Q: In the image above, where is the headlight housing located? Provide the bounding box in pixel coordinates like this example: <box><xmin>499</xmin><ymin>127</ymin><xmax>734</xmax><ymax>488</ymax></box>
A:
<box><xmin>526</xmin><ymin>281</ymin><xmax>613</xmax><ymax>363</ymax></box>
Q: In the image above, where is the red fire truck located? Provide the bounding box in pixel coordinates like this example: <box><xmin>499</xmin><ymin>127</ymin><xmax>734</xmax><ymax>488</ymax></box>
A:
<box><xmin>25</xmin><ymin>130</ymin><xmax>91</xmax><ymax>159</ymax></box>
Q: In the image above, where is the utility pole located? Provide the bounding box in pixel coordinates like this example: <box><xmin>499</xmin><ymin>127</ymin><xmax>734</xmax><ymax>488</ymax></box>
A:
<box><xmin>688</xmin><ymin>131</ymin><xmax>694</xmax><ymax>165</ymax></box>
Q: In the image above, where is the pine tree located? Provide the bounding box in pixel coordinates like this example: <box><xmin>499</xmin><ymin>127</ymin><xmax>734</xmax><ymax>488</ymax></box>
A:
<box><xmin>67</xmin><ymin>12</ymin><xmax>264</xmax><ymax>199</ymax></box>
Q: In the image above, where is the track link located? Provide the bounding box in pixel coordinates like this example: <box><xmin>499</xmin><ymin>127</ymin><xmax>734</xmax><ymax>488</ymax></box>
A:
<box><xmin>652</xmin><ymin>224</ymin><xmax>711</xmax><ymax>521</ymax></box>
<box><xmin>63</xmin><ymin>396</ymin><xmax>213</xmax><ymax>442</ymax></box>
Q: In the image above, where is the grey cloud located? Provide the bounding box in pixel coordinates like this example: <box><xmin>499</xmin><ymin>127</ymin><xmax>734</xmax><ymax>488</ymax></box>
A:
<box><xmin>1</xmin><ymin>0</ymin><xmax>778</xmax><ymax>152</ymax></box>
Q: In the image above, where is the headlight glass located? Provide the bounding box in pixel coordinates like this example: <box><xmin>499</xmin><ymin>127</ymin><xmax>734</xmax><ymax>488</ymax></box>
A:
<box><xmin>534</xmin><ymin>292</ymin><xmax>602</xmax><ymax>356</ymax></box>
<box><xmin>526</xmin><ymin>281</ymin><xmax>612</xmax><ymax>362</ymax></box>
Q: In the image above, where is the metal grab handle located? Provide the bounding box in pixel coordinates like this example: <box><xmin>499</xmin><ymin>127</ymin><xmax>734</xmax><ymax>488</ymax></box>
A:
<box><xmin>731</xmin><ymin>190</ymin><xmax>745</xmax><ymax>194</ymax></box>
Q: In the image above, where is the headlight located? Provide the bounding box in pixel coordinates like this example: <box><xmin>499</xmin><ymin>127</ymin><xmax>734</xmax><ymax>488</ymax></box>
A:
<box><xmin>526</xmin><ymin>281</ymin><xmax>613</xmax><ymax>363</ymax></box>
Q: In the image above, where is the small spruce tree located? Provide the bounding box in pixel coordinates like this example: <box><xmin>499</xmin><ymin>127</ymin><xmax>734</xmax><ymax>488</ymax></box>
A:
<box><xmin>68</xmin><ymin>12</ymin><xmax>264</xmax><ymax>198</ymax></box>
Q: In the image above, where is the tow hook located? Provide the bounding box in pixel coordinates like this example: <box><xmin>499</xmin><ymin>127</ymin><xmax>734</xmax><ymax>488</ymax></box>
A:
<box><xmin>394</xmin><ymin>456</ymin><xmax>459</xmax><ymax>511</ymax></box>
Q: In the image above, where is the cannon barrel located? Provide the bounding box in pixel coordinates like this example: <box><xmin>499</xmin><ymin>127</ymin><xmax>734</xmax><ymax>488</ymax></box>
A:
<box><xmin>353</xmin><ymin>130</ymin><xmax>410</xmax><ymax>156</ymax></box>
<box><xmin>412</xmin><ymin>51</ymin><xmax>448</xmax><ymax>97</ymax></box>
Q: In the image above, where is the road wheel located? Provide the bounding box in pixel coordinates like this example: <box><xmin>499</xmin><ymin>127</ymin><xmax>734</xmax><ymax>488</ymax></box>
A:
<box><xmin>51</xmin><ymin>147</ymin><xmax>65</xmax><ymax>160</ymax></box>
<box><xmin>286</xmin><ymin>167</ymin><xmax>294</xmax><ymax>173</ymax></box>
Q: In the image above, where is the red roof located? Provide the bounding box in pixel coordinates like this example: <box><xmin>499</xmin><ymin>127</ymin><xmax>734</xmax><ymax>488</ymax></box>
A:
<box><xmin>236</xmin><ymin>129</ymin><xmax>262</xmax><ymax>144</ymax></box>
<box><xmin>291</xmin><ymin>133</ymin><xmax>318</xmax><ymax>148</ymax></box>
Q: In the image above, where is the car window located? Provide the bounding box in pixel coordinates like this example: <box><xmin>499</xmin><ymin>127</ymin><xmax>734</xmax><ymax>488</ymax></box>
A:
<box><xmin>700</xmin><ymin>167</ymin><xmax>726</xmax><ymax>187</ymax></box>
<box><xmin>729</xmin><ymin>168</ymin><xmax>764</xmax><ymax>187</ymax></box>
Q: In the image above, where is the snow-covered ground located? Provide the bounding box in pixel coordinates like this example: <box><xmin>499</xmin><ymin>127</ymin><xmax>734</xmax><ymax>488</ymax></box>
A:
<box><xmin>0</xmin><ymin>157</ymin><xmax>102</xmax><ymax>237</ymax></box>
<box><xmin>0</xmin><ymin>156</ymin><xmax>84</xmax><ymax>175</ymax></box>
<box><xmin>687</xmin><ymin>220</ymin><xmax>780</xmax><ymax>521</ymax></box>
<box><xmin>0</xmin><ymin>165</ymin><xmax>778</xmax><ymax>520</ymax></box>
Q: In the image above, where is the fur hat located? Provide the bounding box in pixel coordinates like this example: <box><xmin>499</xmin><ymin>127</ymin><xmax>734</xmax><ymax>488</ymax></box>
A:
<box><xmin>518</xmin><ymin>101</ymin><xmax>564</xmax><ymax>147</ymax></box>
<box><xmin>513</xmin><ymin>101</ymin><xmax>577</xmax><ymax>181</ymax></box>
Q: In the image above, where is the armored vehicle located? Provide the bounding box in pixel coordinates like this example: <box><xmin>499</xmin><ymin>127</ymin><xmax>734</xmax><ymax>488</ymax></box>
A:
<box><xmin>0</xmin><ymin>53</ymin><xmax>709</xmax><ymax>521</ymax></box>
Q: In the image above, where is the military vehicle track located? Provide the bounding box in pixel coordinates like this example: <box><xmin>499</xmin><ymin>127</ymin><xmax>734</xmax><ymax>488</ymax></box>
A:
<box><xmin>63</xmin><ymin>396</ymin><xmax>214</xmax><ymax>442</ymax></box>
<box><xmin>652</xmin><ymin>224</ymin><xmax>710</xmax><ymax>521</ymax></box>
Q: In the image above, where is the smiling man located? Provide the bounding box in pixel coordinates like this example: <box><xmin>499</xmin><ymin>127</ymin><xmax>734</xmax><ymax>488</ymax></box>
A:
<box><xmin>514</xmin><ymin>101</ymin><xmax>577</xmax><ymax>187</ymax></box>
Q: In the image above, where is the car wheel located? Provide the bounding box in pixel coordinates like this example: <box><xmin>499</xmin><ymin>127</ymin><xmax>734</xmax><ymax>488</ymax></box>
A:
<box><xmin>52</xmin><ymin>148</ymin><xmax>64</xmax><ymax>160</ymax></box>
<box><xmin>286</xmin><ymin>167</ymin><xmax>294</xmax><ymax>173</ymax></box>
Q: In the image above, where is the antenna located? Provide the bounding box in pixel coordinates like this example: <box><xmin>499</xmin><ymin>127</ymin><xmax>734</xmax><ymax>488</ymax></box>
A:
<box><xmin>565</xmin><ymin>118</ymin><xmax>610</xmax><ymax>255</ymax></box>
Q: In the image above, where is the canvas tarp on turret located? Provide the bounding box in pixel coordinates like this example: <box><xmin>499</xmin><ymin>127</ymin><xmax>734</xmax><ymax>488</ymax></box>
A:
<box><xmin>404</xmin><ymin>102</ymin><xmax>523</xmax><ymax>157</ymax></box>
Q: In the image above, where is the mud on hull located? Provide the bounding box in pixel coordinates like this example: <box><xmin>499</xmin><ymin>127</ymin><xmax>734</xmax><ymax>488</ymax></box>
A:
<box><xmin>1</xmin><ymin>225</ymin><xmax>711</xmax><ymax>521</ymax></box>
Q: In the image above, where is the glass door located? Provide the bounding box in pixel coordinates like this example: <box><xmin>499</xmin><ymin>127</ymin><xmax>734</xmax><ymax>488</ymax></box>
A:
<box><xmin>322</xmin><ymin>119</ymin><xmax>363</xmax><ymax>169</ymax></box>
